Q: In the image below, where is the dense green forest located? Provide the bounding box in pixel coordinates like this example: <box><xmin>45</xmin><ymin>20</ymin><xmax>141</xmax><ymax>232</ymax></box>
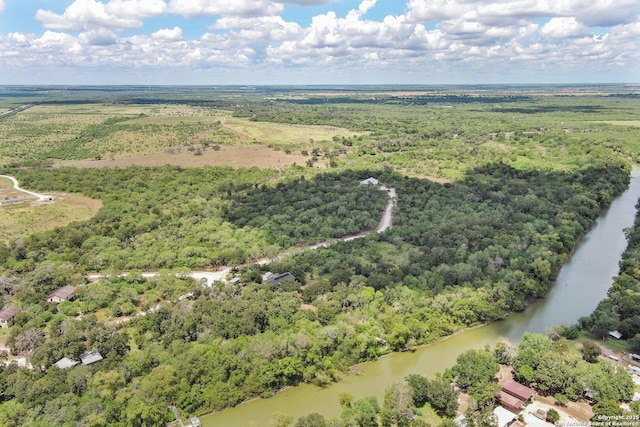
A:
<box><xmin>1</xmin><ymin>87</ymin><xmax>639</xmax><ymax>425</ymax></box>
<box><xmin>0</xmin><ymin>162</ymin><xmax>629</xmax><ymax>425</ymax></box>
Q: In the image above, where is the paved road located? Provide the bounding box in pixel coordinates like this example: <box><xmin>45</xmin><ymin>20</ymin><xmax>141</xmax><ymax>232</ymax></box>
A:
<box><xmin>0</xmin><ymin>175</ymin><xmax>53</xmax><ymax>201</ymax></box>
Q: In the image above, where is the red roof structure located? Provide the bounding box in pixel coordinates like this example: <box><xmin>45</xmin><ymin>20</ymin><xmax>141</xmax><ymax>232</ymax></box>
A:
<box><xmin>497</xmin><ymin>391</ymin><xmax>525</xmax><ymax>412</ymax></box>
<box><xmin>500</xmin><ymin>379</ymin><xmax>535</xmax><ymax>402</ymax></box>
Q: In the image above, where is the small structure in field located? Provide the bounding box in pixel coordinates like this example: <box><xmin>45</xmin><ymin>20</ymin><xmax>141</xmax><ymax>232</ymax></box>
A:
<box><xmin>0</xmin><ymin>306</ymin><xmax>20</xmax><ymax>328</ymax></box>
<box><xmin>54</xmin><ymin>357</ymin><xmax>79</xmax><ymax>369</ymax></box>
<box><xmin>47</xmin><ymin>286</ymin><xmax>76</xmax><ymax>303</ymax></box>
<box><xmin>80</xmin><ymin>350</ymin><xmax>103</xmax><ymax>366</ymax></box>
<box><xmin>533</xmin><ymin>408</ymin><xmax>547</xmax><ymax>420</ymax></box>
<box><xmin>0</xmin><ymin>196</ymin><xmax>27</xmax><ymax>206</ymax></box>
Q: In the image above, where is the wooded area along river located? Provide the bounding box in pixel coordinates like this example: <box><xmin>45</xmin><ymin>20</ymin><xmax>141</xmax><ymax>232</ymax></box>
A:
<box><xmin>200</xmin><ymin>166</ymin><xmax>640</xmax><ymax>427</ymax></box>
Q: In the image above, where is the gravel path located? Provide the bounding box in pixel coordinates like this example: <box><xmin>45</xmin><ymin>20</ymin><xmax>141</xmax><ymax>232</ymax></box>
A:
<box><xmin>0</xmin><ymin>175</ymin><xmax>53</xmax><ymax>202</ymax></box>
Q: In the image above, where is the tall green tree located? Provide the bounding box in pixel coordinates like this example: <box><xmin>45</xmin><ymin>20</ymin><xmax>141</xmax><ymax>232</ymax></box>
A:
<box><xmin>581</xmin><ymin>341</ymin><xmax>602</xmax><ymax>363</ymax></box>
<box><xmin>381</xmin><ymin>383</ymin><xmax>414</xmax><ymax>427</ymax></box>
<box><xmin>452</xmin><ymin>348</ymin><xmax>498</xmax><ymax>390</ymax></box>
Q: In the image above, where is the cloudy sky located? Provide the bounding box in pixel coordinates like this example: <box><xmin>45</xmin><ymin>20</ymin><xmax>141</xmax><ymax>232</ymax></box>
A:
<box><xmin>1</xmin><ymin>0</ymin><xmax>639</xmax><ymax>85</ymax></box>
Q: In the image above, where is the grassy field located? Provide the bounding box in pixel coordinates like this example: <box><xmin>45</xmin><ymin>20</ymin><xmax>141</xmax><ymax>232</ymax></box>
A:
<box><xmin>0</xmin><ymin>176</ymin><xmax>102</xmax><ymax>242</ymax></box>
<box><xmin>0</xmin><ymin>103</ymin><xmax>359</xmax><ymax>166</ymax></box>
<box><xmin>61</xmin><ymin>144</ymin><xmax>315</xmax><ymax>169</ymax></box>
<box><xmin>595</xmin><ymin>121</ymin><xmax>640</xmax><ymax>127</ymax></box>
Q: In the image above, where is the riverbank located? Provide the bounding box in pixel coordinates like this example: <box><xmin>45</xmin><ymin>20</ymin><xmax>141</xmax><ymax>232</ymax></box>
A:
<box><xmin>197</xmin><ymin>168</ymin><xmax>640</xmax><ymax>426</ymax></box>
<box><xmin>177</xmin><ymin>321</ymin><xmax>492</xmax><ymax>424</ymax></box>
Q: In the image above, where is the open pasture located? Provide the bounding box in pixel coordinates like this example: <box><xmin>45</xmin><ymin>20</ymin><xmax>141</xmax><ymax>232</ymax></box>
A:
<box><xmin>61</xmin><ymin>144</ymin><xmax>314</xmax><ymax>169</ymax></box>
<box><xmin>594</xmin><ymin>120</ymin><xmax>640</xmax><ymax>127</ymax></box>
<box><xmin>0</xmin><ymin>190</ymin><xmax>101</xmax><ymax>242</ymax></box>
<box><xmin>0</xmin><ymin>102</ymin><xmax>358</xmax><ymax>166</ymax></box>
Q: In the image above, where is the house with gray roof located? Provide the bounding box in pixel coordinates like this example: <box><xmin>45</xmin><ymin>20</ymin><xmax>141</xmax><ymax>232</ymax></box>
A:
<box><xmin>80</xmin><ymin>350</ymin><xmax>103</xmax><ymax>365</ymax></box>
<box><xmin>47</xmin><ymin>286</ymin><xmax>76</xmax><ymax>303</ymax></box>
<box><xmin>263</xmin><ymin>272</ymin><xmax>297</xmax><ymax>287</ymax></box>
<box><xmin>0</xmin><ymin>306</ymin><xmax>20</xmax><ymax>328</ymax></box>
<box><xmin>359</xmin><ymin>177</ymin><xmax>379</xmax><ymax>186</ymax></box>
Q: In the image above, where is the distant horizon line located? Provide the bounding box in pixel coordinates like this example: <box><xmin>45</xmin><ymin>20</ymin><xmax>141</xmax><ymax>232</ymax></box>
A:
<box><xmin>1</xmin><ymin>83</ymin><xmax>639</xmax><ymax>88</ymax></box>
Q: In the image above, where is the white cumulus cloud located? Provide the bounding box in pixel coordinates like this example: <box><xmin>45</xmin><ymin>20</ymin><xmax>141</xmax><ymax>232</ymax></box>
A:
<box><xmin>212</xmin><ymin>16</ymin><xmax>303</xmax><ymax>41</ymax></box>
<box><xmin>168</xmin><ymin>0</ymin><xmax>282</xmax><ymax>18</ymax></box>
<box><xmin>275</xmin><ymin>0</ymin><xmax>336</xmax><ymax>5</ymax></box>
<box><xmin>36</xmin><ymin>0</ymin><xmax>150</xmax><ymax>30</ymax></box>
<box><xmin>3</xmin><ymin>0</ymin><xmax>640</xmax><ymax>84</ymax></box>
<box><xmin>80</xmin><ymin>28</ymin><xmax>118</xmax><ymax>46</ymax></box>
<box><xmin>152</xmin><ymin>26</ymin><xmax>183</xmax><ymax>41</ymax></box>
<box><xmin>541</xmin><ymin>17</ymin><xmax>587</xmax><ymax>39</ymax></box>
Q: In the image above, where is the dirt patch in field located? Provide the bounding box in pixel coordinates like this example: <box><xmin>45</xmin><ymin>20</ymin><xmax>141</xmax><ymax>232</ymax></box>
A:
<box><xmin>0</xmin><ymin>192</ymin><xmax>102</xmax><ymax>242</ymax></box>
<box><xmin>59</xmin><ymin>145</ymin><xmax>314</xmax><ymax>169</ymax></box>
<box><xmin>534</xmin><ymin>395</ymin><xmax>593</xmax><ymax>423</ymax></box>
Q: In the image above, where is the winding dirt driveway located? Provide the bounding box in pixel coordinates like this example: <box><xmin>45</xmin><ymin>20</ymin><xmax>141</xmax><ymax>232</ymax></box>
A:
<box><xmin>89</xmin><ymin>184</ymin><xmax>397</xmax><ymax>323</ymax></box>
<box><xmin>91</xmin><ymin>185</ymin><xmax>397</xmax><ymax>287</ymax></box>
<box><xmin>0</xmin><ymin>175</ymin><xmax>53</xmax><ymax>202</ymax></box>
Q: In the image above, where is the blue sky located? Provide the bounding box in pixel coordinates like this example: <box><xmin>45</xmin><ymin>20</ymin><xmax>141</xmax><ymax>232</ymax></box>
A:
<box><xmin>1</xmin><ymin>0</ymin><xmax>639</xmax><ymax>85</ymax></box>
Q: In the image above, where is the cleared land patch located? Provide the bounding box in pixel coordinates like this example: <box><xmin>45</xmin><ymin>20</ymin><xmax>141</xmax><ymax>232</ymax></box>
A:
<box><xmin>60</xmin><ymin>145</ymin><xmax>315</xmax><ymax>169</ymax></box>
<box><xmin>219</xmin><ymin>116</ymin><xmax>359</xmax><ymax>144</ymax></box>
<box><xmin>594</xmin><ymin>120</ymin><xmax>640</xmax><ymax>127</ymax></box>
<box><xmin>0</xmin><ymin>103</ymin><xmax>359</xmax><ymax>166</ymax></box>
<box><xmin>0</xmin><ymin>177</ymin><xmax>101</xmax><ymax>241</ymax></box>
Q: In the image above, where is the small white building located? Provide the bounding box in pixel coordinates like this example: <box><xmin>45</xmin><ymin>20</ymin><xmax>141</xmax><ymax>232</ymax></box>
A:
<box><xmin>493</xmin><ymin>406</ymin><xmax>518</xmax><ymax>427</ymax></box>
<box><xmin>54</xmin><ymin>357</ymin><xmax>79</xmax><ymax>369</ymax></box>
<box><xmin>627</xmin><ymin>365</ymin><xmax>640</xmax><ymax>375</ymax></box>
<box><xmin>360</xmin><ymin>177</ymin><xmax>379</xmax><ymax>186</ymax></box>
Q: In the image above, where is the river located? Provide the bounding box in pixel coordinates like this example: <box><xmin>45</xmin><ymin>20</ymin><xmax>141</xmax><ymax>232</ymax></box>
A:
<box><xmin>201</xmin><ymin>167</ymin><xmax>640</xmax><ymax>426</ymax></box>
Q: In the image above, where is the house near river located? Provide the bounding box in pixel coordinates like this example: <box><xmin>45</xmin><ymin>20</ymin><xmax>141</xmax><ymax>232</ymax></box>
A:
<box><xmin>497</xmin><ymin>378</ymin><xmax>535</xmax><ymax>412</ymax></box>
